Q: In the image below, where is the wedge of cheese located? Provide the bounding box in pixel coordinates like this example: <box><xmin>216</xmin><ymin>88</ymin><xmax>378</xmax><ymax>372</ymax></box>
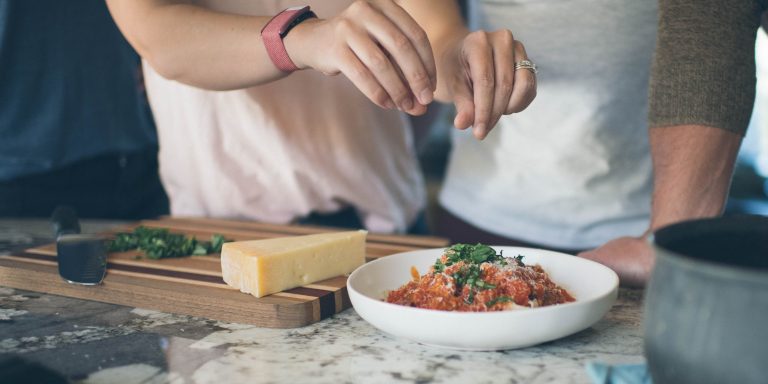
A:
<box><xmin>221</xmin><ymin>230</ymin><xmax>367</xmax><ymax>298</ymax></box>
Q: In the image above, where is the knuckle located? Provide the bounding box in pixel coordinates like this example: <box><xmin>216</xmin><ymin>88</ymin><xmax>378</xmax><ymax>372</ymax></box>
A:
<box><xmin>495</xmin><ymin>29</ymin><xmax>514</xmax><ymax>43</ymax></box>
<box><xmin>372</xmin><ymin>88</ymin><xmax>390</xmax><ymax>106</ymax></box>
<box><xmin>515</xmin><ymin>40</ymin><xmax>527</xmax><ymax>54</ymax></box>
<box><xmin>410</xmin><ymin>27</ymin><xmax>429</xmax><ymax>45</ymax></box>
<box><xmin>349</xmin><ymin>63</ymin><xmax>369</xmax><ymax>80</ymax></box>
<box><xmin>335</xmin><ymin>18</ymin><xmax>354</xmax><ymax>34</ymax></box>
<box><xmin>391</xmin><ymin>88</ymin><xmax>410</xmax><ymax>104</ymax></box>
<box><xmin>468</xmin><ymin>31</ymin><xmax>489</xmax><ymax>45</ymax></box>
<box><xmin>349</xmin><ymin>0</ymin><xmax>371</xmax><ymax>13</ymax></box>
<box><xmin>368</xmin><ymin>53</ymin><xmax>390</xmax><ymax>71</ymax></box>
<box><xmin>498</xmin><ymin>77</ymin><xmax>514</xmax><ymax>95</ymax></box>
<box><xmin>476</xmin><ymin>72</ymin><xmax>494</xmax><ymax>87</ymax></box>
<box><xmin>410</xmin><ymin>69</ymin><xmax>428</xmax><ymax>84</ymax></box>
<box><xmin>392</xmin><ymin>33</ymin><xmax>411</xmax><ymax>50</ymax></box>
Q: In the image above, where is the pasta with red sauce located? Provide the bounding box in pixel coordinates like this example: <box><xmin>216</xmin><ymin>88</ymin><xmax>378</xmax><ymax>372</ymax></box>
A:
<box><xmin>386</xmin><ymin>244</ymin><xmax>574</xmax><ymax>312</ymax></box>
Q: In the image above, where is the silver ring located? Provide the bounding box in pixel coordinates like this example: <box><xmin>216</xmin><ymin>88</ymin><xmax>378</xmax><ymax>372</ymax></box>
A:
<box><xmin>514</xmin><ymin>60</ymin><xmax>538</xmax><ymax>74</ymax></box>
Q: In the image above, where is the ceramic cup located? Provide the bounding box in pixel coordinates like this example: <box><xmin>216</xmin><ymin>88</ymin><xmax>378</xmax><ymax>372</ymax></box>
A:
<box><xmin>645</xmin><ymin>215</ymin><xmax>768</xmax><ymax>384</ymax></box>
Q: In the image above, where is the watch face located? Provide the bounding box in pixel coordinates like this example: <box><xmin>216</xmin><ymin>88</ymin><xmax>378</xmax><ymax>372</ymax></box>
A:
<box><xmin>280</xmin><ymin>7</ymin><xmax>316</xmax><ymax>36</ymax></box>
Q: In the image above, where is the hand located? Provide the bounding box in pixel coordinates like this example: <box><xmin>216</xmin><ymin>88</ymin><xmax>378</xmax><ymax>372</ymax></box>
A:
<box><xmin>285</xmin><ymin>0</ymin><xmax>436</xmax><ymax>116</ymax></box>
<box><xmin>440</xmin><ymin>30</ymin><xmax>537</xmax><ymax>139</ymax></box>
<box><xmin>578</xmin><ymin>236</ymin><xmax>655</xmax><ymax>288</ymax></box>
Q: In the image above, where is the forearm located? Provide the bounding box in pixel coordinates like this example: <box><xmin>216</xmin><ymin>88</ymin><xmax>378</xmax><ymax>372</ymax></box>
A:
<box><xmin>648</xmin><ymin>124</ymin><xmax>742</xmax><ymax>232</ymax></box>
<box><xmin>647</xmin><ymin>0</ymin><xmax>762</xmax><ymax>230</ymax></box>
<box><xmin>106</xmin><ymin>0</ymin><xmax>287</xmax><ymax>90</ymax></box>
<box><xmin>397</xmin><ymin>0</ymin><xmax>467</xmax><ymax>102</ymax></box>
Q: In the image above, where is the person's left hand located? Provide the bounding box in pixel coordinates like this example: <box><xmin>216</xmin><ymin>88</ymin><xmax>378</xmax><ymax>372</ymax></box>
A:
<box><xmin>578</xmin><ymin>236</ymin><xmax>655</xmax><ymax>288</ymax></box>
<box><xmin>439</xmin><ymin>30</ymin><xmax>537</xmax><ymax>140</ymax></box>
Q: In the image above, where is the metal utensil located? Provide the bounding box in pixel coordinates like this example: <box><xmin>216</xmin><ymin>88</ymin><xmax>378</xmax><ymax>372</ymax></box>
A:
<box><xmin>50</xmin><ymin>206</ymin><xmax>107</xmax><ymax>285</ymax></box>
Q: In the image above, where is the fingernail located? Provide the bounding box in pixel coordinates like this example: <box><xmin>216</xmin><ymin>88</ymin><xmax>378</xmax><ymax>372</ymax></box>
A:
<box><xmin>384</xmin><ymin>99</ymin><xmax>395</xmax><ymax>109</ymax></box>
<box><xmin>401</xmin><ymin>97</ymin><xmax>413</xmax><ymax>111</ymax></box>
<box><xmin>419</xmin><ymin>89</ymin><xmax>433</xmax><ymax>105</ymax></box>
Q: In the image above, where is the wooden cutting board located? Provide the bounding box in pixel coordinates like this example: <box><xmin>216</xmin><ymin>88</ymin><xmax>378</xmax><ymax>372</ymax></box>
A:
<box><xmin>0</xmin><ymin>217</ymin><xmax>448</xmax><ymax>328</ymax></box>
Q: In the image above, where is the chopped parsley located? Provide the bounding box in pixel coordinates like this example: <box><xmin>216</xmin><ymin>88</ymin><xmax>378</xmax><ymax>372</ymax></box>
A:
<box><xmin>108</xmin><ymin>226</ymin><xmax>230</xmax><ymax>259</ymax></box>
<box><xmin>475</xmin><ymin>280</ymin><xmax>496</xmax><ymax>289</ymax></box>
<box><xmin>446</xmin><ymin>243</ymin><xmax>503</xmax><ymax>265</ymax></box>
<box><xmin>433</xmin><ymin>258</ymin><xmax>446</xmax><ymax>273</ymax></box>
<box><xmin>486</xmin><ymin>296</ymin><xmax>514</xmax><ymax>307</ymax></box>
<box><xmin>436</xmin><ymin>243</ymin><xmax>520</xmax><ymax>304</ymax></box>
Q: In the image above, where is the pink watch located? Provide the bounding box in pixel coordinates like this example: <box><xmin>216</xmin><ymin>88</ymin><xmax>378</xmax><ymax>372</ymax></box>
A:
<box><xmin>261</xmin><ymin>6</ymin><xmax>317</xmax><ymax>73</ymax></box>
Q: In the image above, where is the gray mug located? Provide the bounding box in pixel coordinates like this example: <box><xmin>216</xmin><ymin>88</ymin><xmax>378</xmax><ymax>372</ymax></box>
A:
<box><xmin>644</xmin><ymin>215</ymin><xmax>768</xmax><ymax>384</ymax></box>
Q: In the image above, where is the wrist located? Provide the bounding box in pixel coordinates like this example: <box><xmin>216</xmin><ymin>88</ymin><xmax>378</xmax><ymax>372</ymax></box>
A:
<box><xmin>648</xmin><ymin>198</ymin><xmax>726</xmax><ymax>234</ymax></box>
<box><xmin>261</xmin><ymin>6</ymin><xmax>317</xmax><ymax>72</ymax></box>
<box><xmin>433</xmin><ymin>31</ymin><xmax>467</xmax><ymax>102</ymax></box>
<box><xmin>283</xmin><ymin>18</ymin><xmax>320</xmax><ymax>71</ymax></box>
<box><xmin>645</xmin><ymin>124</ymin><xmax>741</xmax><ymax>235</ymax></box>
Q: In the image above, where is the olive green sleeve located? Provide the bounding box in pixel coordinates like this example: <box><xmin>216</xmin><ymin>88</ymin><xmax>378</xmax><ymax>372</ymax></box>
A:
<box><xmin>648</xmin><ymin>0</ymin><xmax>767</xmax><ymax>135</ymax></box>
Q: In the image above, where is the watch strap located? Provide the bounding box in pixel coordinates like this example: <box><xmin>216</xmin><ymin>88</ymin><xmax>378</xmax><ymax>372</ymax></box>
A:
<box><xmin>261</xmin><ymin>6</ymin><xmax>316</xmax><ymax>73</ymax></box>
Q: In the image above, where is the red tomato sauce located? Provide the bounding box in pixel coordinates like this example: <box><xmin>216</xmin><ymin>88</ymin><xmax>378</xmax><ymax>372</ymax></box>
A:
<box><xmin>386</xmin><ymin>254</ymin><xmax>575</xmax><ymax>312</ymax></box>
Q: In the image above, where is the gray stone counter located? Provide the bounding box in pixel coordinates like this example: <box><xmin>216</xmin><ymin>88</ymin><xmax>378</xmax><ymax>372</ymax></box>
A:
<box><xmin>0</xmin><ymin>219</ymin><xmax>645</xmax><ymax>383</ymax></box>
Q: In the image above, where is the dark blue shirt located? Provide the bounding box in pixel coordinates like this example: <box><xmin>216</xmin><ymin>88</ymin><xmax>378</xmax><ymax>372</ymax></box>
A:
<box><xmin>0</xmin><ymin>0</ymin><xmax>157</xmax><ymax>181</ymax></box>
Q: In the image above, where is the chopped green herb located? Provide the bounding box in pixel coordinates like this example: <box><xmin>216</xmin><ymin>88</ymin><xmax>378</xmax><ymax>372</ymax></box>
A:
<box><xmin>465</xmin><ymin>289</ymin><xmax>475</xmax><ymax>304</ymax></box>
<box><xmin>439</xmin><ymin>243</ymin><xmax>527</xmax><ymax>304</ymax></box>
<box><xmin>210</xmin><ymin>234</ymin><xmax>227</xmax><ymax>253</ymax></box>
<box><xmin>475</xmin><ymin>280</ymin><xmax>496</xmax><ymax>289</ymax></box>
<box><xmin>433</xmin><ymin>259</ymin><xmax>446</xmax><ymax>273</ymax></box>
<box><xmin>107</xmin><ymin>226</ymin><xmax>231</xmax><ymax>259</ymax></box>
<box><xmin>486</xmin><ymin>296</ymin><xmax>514</xmax><ymax>307</ymax></box>
<box><xmin>446</xmin><ymin>243</ymin><xmax>503</xmax><ymax>266</ymax></box>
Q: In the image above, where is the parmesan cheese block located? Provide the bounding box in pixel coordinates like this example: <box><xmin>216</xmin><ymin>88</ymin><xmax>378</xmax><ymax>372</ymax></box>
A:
<box><xmin>221</xmin><ymin>230</ymin><xmax>367</xmax><ymax>298</ymax></box>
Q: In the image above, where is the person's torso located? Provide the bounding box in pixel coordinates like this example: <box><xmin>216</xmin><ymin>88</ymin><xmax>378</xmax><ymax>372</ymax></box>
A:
<box><xmin>0</xmin><ymin>0</ymin><xmax>157</xmax><ymax>181</ymax></box>
<box><xmin>441</xmin><ymin>0</ymin><xmax>657</xmax><ymax>248</ymax></box>
<box><xmin>145</xmin><ymin>0</ymin><xmax>425</xmax><ymax>233</ymax></box>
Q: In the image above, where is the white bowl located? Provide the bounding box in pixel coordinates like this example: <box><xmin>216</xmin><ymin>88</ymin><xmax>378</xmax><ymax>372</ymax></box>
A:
<box><xmin>347</xmin><ymin>247</ymin><xmax>619</xmax><ymax>351</ymax></box>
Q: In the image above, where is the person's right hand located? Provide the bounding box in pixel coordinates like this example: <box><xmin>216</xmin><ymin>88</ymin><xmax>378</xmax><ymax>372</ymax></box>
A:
<box><xmin>578</xmin><ymin>236</ymin><xmax>655</xmax><ymax>288</ymax></box>
<box><xmin>284</xmin><ymin>0</ymin><xmax>436</xmax><ymax>116</ymax></box>
<box><xmin>439</xmin><ymin>29</ymin><xmax>537</xmax><ymax>140</ymax></box>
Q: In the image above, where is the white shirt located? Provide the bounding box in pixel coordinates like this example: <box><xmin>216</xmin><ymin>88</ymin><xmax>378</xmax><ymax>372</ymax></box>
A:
<box><xmin>440</xmin><ymin>0</ymin><xmax>658</xmax><ymax>249</ymax></box>
<box><xmin>143</xmin><ymin>0</ymin><xmax>425</xmax><ymax>233</ymax></box>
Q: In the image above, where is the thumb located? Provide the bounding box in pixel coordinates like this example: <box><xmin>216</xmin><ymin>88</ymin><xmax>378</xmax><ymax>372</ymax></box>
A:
<box><xmin>451</xmin><ymin>78</ymin><xmax>475</xmax><ymax>130</ymax></box>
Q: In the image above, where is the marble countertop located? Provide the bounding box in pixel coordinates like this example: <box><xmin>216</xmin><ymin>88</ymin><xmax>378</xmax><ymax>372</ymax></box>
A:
<box><xmin>0</xmin><ymin>219</ymin><xmax>646</xmax><ymax>383</ymax></box>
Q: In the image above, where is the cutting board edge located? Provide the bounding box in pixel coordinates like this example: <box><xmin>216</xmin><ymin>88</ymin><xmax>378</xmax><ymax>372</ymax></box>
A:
<box><xmin>0</xmin><ymin>262</ymin><xmax>329</xmax><ymax>329</ymax></box>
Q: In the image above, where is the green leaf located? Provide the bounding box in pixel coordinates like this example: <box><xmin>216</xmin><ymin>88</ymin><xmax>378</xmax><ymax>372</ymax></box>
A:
<box><xmin>469</xmin><ymin>244</ymin><xmax>496</xmax><ymax>263</ymax></box>
<box><xmin>105</xmin><ymin>227</ymin><xmax>231</xmax><ymax>259</ymax></box>
<box><xmin>445</xmin><ymin>243</ymin><xmax>501</xmax><ymax>265</ymax></box>
<box><xmin>210</xmin><ymin>234</ymin><xmax>227</xmax><ymax>253</ymax></box>
<box><xmin>438</xmin><ymin>243</ymin><xmax>529</xmax><ymax>304</ymax></box>
<box><xmin>465</xmin><ymin>288</ymin><xmax>475</xmax><ymax>304</ymax></box>
<box><xmin>486</xmin><ymin>296</ymin><xmax>513</xmax><ymax>307</ymax></box>
<box><xmin>475</xmin><ymin>280</ymin><xmax>496</xmax><ymax>289</ymax></box>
